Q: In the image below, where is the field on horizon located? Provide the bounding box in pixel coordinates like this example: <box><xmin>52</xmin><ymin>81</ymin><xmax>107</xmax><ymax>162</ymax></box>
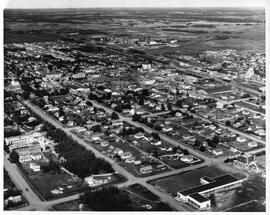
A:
<box><xmin>4</xmin><ymin>8</ymin><xmax>265</xmax><ymax>54</ymax></box>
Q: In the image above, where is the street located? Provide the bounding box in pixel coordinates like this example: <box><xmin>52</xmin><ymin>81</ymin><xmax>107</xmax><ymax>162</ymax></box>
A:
<box><xmin>22</xmin><ymin>100</ymin><xmax>206</xmax><ymax>211</ymax></box>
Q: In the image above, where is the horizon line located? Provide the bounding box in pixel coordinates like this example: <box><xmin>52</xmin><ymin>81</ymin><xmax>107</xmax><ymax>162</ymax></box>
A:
<box><xmin>5</xmin><ymin>6</ymin><xmax>266</xmax><ymax>10</ymax></box>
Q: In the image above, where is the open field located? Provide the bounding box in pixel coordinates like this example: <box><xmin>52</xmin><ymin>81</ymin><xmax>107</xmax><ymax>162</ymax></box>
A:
<box><xmin>4</xmin><ymin>8</ymin><xmax>265</xmax><ymax>54</ymax></box>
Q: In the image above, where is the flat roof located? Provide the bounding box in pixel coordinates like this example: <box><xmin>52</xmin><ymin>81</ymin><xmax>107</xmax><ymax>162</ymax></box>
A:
<box><xmin>201</xmin><ymin>176</ymin><xmax>215</xmax><ymax>183</ymax></box>
<box><xmin>179</xmin><ymin>174</ymin><xmax>240</xmax><ymax>196</ymax></box>
<box><xmin>189</xmin><ymin>193</ymin><xmax>210</xmax><ymax>203</ymax></box>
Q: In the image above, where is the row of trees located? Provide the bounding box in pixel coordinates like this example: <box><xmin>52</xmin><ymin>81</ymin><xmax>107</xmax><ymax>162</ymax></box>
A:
<box><xmin>46</xmin><ymin>126</ymin><xmax>114</xmax><ymax>178</ymax></box>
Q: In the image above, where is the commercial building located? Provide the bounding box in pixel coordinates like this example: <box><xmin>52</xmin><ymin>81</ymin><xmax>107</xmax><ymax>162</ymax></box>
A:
<box><xmin>177</xmin><ymin>174</ymin><xmax>243</xmax><ymax>210</ymax></box>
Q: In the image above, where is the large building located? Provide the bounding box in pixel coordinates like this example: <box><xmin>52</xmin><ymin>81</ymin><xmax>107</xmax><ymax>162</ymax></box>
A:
<box><xmin>177</xmin><ymin>174</ymin><xmax>243</xmax><ymax>210</ymax></box>
<box><xmin>5</xmin><ymin>132</ymin><xmax>44</xmax><ymax>151</ymax></box>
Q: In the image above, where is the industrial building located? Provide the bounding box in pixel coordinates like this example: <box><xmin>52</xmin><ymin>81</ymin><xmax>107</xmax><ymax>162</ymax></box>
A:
<box><xmin>177</xmin><ymin>174</ymin><xmax>243</xmax><ymax>210</ymax></box>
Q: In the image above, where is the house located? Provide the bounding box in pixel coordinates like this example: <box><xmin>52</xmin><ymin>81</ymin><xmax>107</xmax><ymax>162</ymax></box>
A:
<box><xmin>67</xmin><ymin>120</ymin><xmax>75</xmax><ymax>127</ymax></box>
<box><xmin>113</xmin><ymin>148</ymin><xmax>123</xmax><ymax>156</ymax></box>
<box><xmin>248</xmin><ymin>142</ymin><xmax>258</xmax><ymax>148</ymax></box>
<box><xmin>121</xmin><ymin>151</ymin><xmax>132</xmax><ymax>159</ymax></box>
<box><xmin>134</xmin><ymin>160</ymin><xmax>142</xmax><ymax>166</ymax></box>
<box><xmin>236</xmin><ymin>136</ymin><xmax>247</xmax><ymax>143</ymax></box>
<box><xmin>4</xmin><ymin>192</ymin><xmax>22</xmax><ymax>207</ymax></box>
<box><xmin>92</xmin><ymin>136</ymin><xmax>101</xmax><ymax>141</ymax></box>
<box><xmin>134</xmin><ymin>132</ymin><xmax>145</xmax><ymax>139</ymax></box>
<box><xmin>108</xmin><ymin>145</ymin><xmax>115</xmax><ymax>150</ymax></box>
<box><xmin>162</xmin><ymin>126</ymin><xmax>173</xmax><ymax>132</ymax></box>
<box><xmin>140</xmin><ymin>165</ymin><xmax>153</xmax><ymax>174</ymax></box>
<box><xmin>181</xmin><ymin>155</ymin><xmax>193</xmax><ymax>163</ymax></box>
<box><xmin>175</xmin><ymin>112</ymin><xmax>182</xmax><ymax>117</ymax></box>
<box><xmin>84</xmin><ymin>175</ymin><xmax>109</xmax><ymax>187</ymax></box>
<box><xmin>125</xmin><ymin>156</ymin><xmax>136</xmax><ymax>163</ymax></box>
<box><xmin>212</xmin><ymin>148</ymin><xmax>223</xmax><ymax>156</ymax></box>
<box><xmin>46</xmin><ymin>73</ymin><xmax>62</xmax><ymax>80</ymax></box>
<box><xmin>75</xmin><ymin>127</ymin><xmax>87</xmax><ymax>133</ymax></box>
<box><xmin>152</xmin><ymin>140</ymin><xmax>162</xmax><ymax>146</ymax></box>
<box><xmin>72</xmin><ymin>72</ymin><xmax>86</xmax><ymax>79</ymax></box>
<box><xmin>112</xmin><ymin>120</ymin><xmax>123</xmax><ymax>127</ymax></box>
<box><xmin>47</xmin><ymin>106</ymin><xmax>59</xmax><ymax>112</ymax></box>
<box><xmin>29</xmin><ymin>162</ymin><xmax>40</xmax><ymax>172</ymax></box>
<box><xmin>100</xmin><ymin>141</ymin><xmax>109</xmax><ymax>147</ymax></box>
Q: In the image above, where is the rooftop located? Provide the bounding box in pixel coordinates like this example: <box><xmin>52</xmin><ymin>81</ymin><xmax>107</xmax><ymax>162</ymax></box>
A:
<box><xmin>189</xmin><ymin>193</ymin><xmax>210</xmax><ymax>203</ymax></box>
<box><xmin>179</xmin><ymin>174</ymin><xmax>240</xmax><ymax>196</ymax></box>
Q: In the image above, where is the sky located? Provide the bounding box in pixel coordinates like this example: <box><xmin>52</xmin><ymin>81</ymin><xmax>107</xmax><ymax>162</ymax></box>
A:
<box><xmin>4</xmin><ymin>0</ymin><xmax>267</xmax><ymax>9</ymax></box>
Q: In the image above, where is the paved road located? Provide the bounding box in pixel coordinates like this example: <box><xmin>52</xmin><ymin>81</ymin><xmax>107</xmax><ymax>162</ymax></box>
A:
<box><xmin>78</xmin><ymin>95</ymin><xmax>212</xmax><ymax>164</ymax></box>
<box><xmin>23</xmin><ymin>100</ymin><xmax>204</xmax><ymax>211</ymax></box>
<box><xmin>4</xmin><ymin>156</ymin><xmax>48</xmax><ymax>211</ymax></box>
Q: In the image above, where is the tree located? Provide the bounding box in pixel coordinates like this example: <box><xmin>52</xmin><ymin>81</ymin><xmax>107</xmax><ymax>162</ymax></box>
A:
<box><xmin>41</xmin><ymin>160</ymin><xmax>60</xmax><ymax>173</ymax></box>
<box><xmin>225</xmin><ymin>120</ymin><xmax>231</xmax><ymax>126</ymax></box>
<box><xmin>212</xmin><ymin>135</ymin><xmax>220</xmax><ymax>144</ymax></box>
<box><xmin>141</xmin><ymin>89</ymin><xmax>149</xmax><ymax>97</ymax></box>
<box><xmin>161</xmin><ymin>103</ymin><xmax>165</xmax><ymax>111</ymax></box>
<box><xmin>207</xmin><ymin>139</ymin><xmax>217</xmax><ymax>148</ymax></box>
<box><xmin>9</xmin><ymin>150</ymin><xmax>19</xmax><ymax>163</ymax></box>
<box><xmin>199</xmin><ymin>145</ymin><xmax>206</xmax><ymax>152</ymax></box>
<box><xmin>172</xmin><ymin>146</ymin><xmax>179</xmax><ymax>154</ymax></box>
<box><xmin>4</xmin><ymin>140</ymin><xmax>10</xmax><ymax>153</ymax></box>
<box><xmin>114</xmin><ymin>105</ymin><xmax>122</xmax><ymax>113</ymax></box>
<box><xmin>86</xmin><ymin>100</ymin><xmax>93</xmax><ymax>106</ymax></box>
<box><xmin>80</xmin><ymin>186</ymin><xmax>133</xmax><ymax>211</ymax></box>
<box><xmin>194</xmin><ymin>139</ymin><xmax>201</xmax><ymax>148</ymax></box>
<box><xmin>183</xmin><ymin>149</ymin><xmax>189</xmax><ymax>155</ymax></box>
<box><xmin>113</xmin><ymin>154</ymin><xmax>122</xmax><ymax>161</ymax></box>
<box><xmin>138</xmin><ymin>97</ymin><xmax>144</xmax><ymax>106</ymax></box>
<box><xmin>111</xmin><ymin>112</ymin><xmax>119</xmax><ymax>120</ymax></box>
<box><xmin>167</xmin><ymin>102</ymin><xmax>172</xmax><ymax>111</ymax></box>
<box><xmin>153</xmin><ymin>150</ymin><xmax>159</xmax><ymax>158</ymax></box>
<box><xmin>152</xmin><ymin>132</ymin><xmax>161</xmax><ymax>141</ymax></box>
<box><xmin>92</xmin><ymin>124</ymin><xmax>102</xmax><ymax>133</ymax></box>
<box><xmin>132</xmin><ymin>113</ymin><xmax>141</xmax><ymax>122</ymax></box>
<box><xmin>153</xmin><ymin>123</ymin><xmax>162</xmax><ymax>131</ymax></box>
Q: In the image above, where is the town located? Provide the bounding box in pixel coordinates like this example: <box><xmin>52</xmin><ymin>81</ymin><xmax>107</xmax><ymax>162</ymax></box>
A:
<box><xmin>3</xmin><ymin>6</ymin><xmax>266</xmax><ymax>213</ymax></box>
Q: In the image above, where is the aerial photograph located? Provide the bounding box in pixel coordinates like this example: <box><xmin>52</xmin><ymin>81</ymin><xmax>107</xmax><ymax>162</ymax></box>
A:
<box><xmin>2</xmin><ymin>0</ymin><xmax>268</xmax><ymax>213</ymax></box>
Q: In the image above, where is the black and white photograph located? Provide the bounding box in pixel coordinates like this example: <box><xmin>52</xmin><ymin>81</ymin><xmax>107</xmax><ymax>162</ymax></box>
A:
<box><xmin>1</xmin><ymin>0</ymin><xmax>268</xmax><ymax>213</ymax></box>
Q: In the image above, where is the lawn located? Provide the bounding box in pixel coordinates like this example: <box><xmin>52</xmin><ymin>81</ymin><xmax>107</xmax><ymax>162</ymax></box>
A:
<box><xmin>52</xmin><ymin>200</ymin><xmax>82</xmax><ymax>211</ymax></box>
<box><xmin>126</xmin><ymin>183</ymin><xmax>160</xmax><ymax>201</ymax></box>
<box><xmin>226</xmin><ymin>200</ymin><xmax>265</xmax><ymax>212</ymax></box>
<box><xmin>21</xmin><ymin>162</ymin><xmax>86</xmax><ymax>200</ymax></box>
